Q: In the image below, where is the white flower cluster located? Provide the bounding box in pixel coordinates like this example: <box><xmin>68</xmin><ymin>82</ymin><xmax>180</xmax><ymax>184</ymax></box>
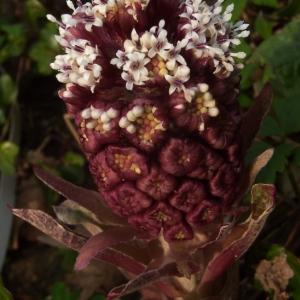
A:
<box><xmin>47</xmin><ymin>0</ymin><xmax>150</xmax><ymax>32</ymax></box>
<box><xmin>111</xmin><ymin>20</ymin><xmax>191</xmax><ymax>95</ymax></box>
<box><xmin>50</xmin><ymin>38</ymin><xmax>102</xmax><ymax>92</ymax></box>
<box><xmin>180</xmin><ymin>0</ymin><xmax>250</xmax><ymax>75</ymax></box>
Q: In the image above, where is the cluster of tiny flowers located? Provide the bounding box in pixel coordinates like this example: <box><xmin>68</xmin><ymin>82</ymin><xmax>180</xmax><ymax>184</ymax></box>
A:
<box><xmin>50</xmin><ymin>0</ymin><xmax>248</xmax><ymax>242</ymax></box>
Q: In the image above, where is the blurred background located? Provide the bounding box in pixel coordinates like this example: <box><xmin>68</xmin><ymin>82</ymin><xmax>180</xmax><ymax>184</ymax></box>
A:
<box><xmin>0</xmin><ymin>0</ymin><xmax>300</xmax><ymax>299</ymax></box>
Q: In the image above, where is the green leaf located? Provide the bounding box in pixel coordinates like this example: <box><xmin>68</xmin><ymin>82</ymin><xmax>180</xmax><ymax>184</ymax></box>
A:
<box><xmin>0</xmin><ymin>277</ymin><xmax>13</xmax><ymax>300</ymax></box>
<box><xmin>25</xmin><ymin>0</ymin><xmax>46</xmax><ymax>23</ymax></box>
<box><xmin>64</xmin><ymin>151</ymin><xmax>85</xmax><ymax>167</ymax></box>
<box><xmin>28</xmin><ymin>23</ymin><xmax>61</xmax><ymax>75</ymax></box>
<box><xmin>0</xmin><ymin>141</ymin><xmax>19</xmax><ymax>174</ymax></box>
<box><xmin>292</xmin><ymin>147</ymin><xmax>300</xmax><ymax>167</ymax></box>
<box><xmin>250</xmin><ymin>0</ymin><xmax>277</xmax><ymax>7</ymax></box>
<box><xmin>0</xmin><ymin>24</ymin><xmax>27</xmax><ymax>62</ymax></box>
<box><xmin>0</xmin><ymin>73</ymin><xmax>18</xmax><ymax>106</ymax></box>
<box><xmin>222</xmin><ymin>0</ymin><xmax>248</xmax><ymax>22</ymax></box>
<box><xmin>257</xmin><ymin>17</ymin><xmax>300</xmax><ymax>97</ymax></box>
<box><xmin>254</xmin><ymin>15</ymin><xmax>272</xmax><ymax>39</ymax></box>
<box><xmin>240</xmin><ymin>62</ymin><xmax>259</xmax><ymax>90</ymax></box>
<box><xmin>277</xmin><ymin>0</ymin><xmax>300</xmax><ymax>17</ymax></box>
<box><xmin>58</xmin><ymin>164</ymin><xmax>85</xmax><ymax>185</ymax></box>
<box><xmin>272</xmin><ymin>95</ymin><xmax>300</xmax><ymax>135</ymax></box>
<box><xmin>259</xmin><ymin>142</ymin><xmax>293</xmax><ymax>183</ymax></box>
<box><xmin>0</xmin><ymin>108</ymin><xmax>6</xmax><ymax>125</ymax></box>
<box><xmin>58</xmin><ymin>249</ymin><xmax>78</xmax><ymax>271</ymax></box>
<box><xmin>49</xmin><ymin>282</ymin><xmax>80</xmax><ymax>300</ymax></box>
<box><xmin>238</xmin><ymin>92</ymin><xmax>253</xmax><ymax>109</ymax></box>
<box><xmin>258</xmin><ymin>114</ymin><xmax>282</xmax><ymax>137</ymax></box>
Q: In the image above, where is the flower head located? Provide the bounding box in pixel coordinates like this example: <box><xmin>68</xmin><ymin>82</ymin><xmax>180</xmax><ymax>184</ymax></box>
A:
<box><xmin>50</xmin><ymin>0</ymin><xmax>250</xmax><ymax>242</ymax></box>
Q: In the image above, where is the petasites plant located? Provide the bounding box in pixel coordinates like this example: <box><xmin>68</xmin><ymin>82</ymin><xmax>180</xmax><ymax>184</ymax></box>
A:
<box><xmin>11</xmin><ymin>0</ymin><xmax>275</xmax><ymax>299</ymax></box>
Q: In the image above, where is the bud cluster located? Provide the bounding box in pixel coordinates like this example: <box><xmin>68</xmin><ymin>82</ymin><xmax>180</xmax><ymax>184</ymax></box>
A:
<box><xmin>49</xmin><ymin>0</ymin><xmax>249</xmax><ymax>243</ymax></box>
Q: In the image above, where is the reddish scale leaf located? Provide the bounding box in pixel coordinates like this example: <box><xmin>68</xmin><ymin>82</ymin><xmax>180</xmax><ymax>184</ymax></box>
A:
<box><xmin>241</xmin><ymin>83</ymin><xmax>273</xmax><ymax>155</ymax></box>
<box><xmin>198</xmin><ymin>184</ymin><xmax>276</xmax><ymax>296</ymax></box>
<box><xmin>74</xmin><ymin>226</ymin><xmax>153</xmax><ymax>271</ymax></box>
<box><xmin>33</xmin><ymin>167</ymin><xmax>126</xmax><ymax>226</ymax></box>
<box><xmin>9</xmin><ymin>207</ymin><xmax>146</xmax><ymax>275</ymax></box>
<box><xmin>107</xmin><ymin>261</ymin><xmax>200</xmax><ymax>299</ymax></box>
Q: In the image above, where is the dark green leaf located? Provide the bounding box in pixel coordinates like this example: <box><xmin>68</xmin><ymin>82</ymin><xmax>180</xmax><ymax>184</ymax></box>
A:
<box><xmin>250</xmin><ymin>0</ymin><xmax>277</xmax><ymax>7</ymax></box>
<box><xmin>277</xmin><ymin>0</ymin><xmax>300</xmax><ymax>17</ymax></box>
<box><xmin>272</xmin><ymin>95</ymin><xmax>300</xmax><ymax>135</ymax></box>
<box><xmin>257</xmin><ymin>17</ymin><xmax>300</xmax><ymax>97</ymax></box>
<box><xmin>238</xmin><ymin>92</ymin><xmax>253</xmax><ymax>109</ymax></box>
<box><xmin>64</xmin><ymin>151</ymin><xmax>85</xmax><ymax>167</ymax></box>
<box><xmin>0</xmin><ymin>74</ymin><xmax>18</xmax><ymax>106</ymax></box>
<box><xmin>292</xmin><ymin>147</ymin><xmax>300</xmax><ymax>167</ymax></box>
<box><xmin>58</xmin><ymin>164</ymin><xmax>84</xmax><ymax>185</ymax></box>
<box><xmin>240</xmin><ymin>63</ymin><xmax>259</xmax><ymax>90</ymax></box>
<box><xmin>249</xmin><ymin>142</ymin><xmax>293</xmax><ymax>183</ymax></box>
<box><xmin>29</xmin><ymin>23</ymin><xmax>61</xmax><ymax>75</ymax></box>
<box><xmin>58</xmin><ymin>249</ymin><xmax>78</xmax><ymax>271</ymax></box>
<box><xmin>0</xmin><ymin>141</ymin><xmax>19</xmax><ymax>174</ymax></box>
<box><xmin>258</xmin><ymin>114</ymin><xmax>282</xmax><ymax>137</ymax></box>
<box><xmin>0</xmin><ymin>108</ymin><xmax>5</xmax><ymax>125</ymax></box>
<box><xmin>50</xmin><ymin>282</ymin><xmax>80</xmax><ymax>300</ymax></box>
<box><xmin>0</xmin><ymin>24</ymin><xmax>26</xmax><ymax>62</ymax></box>
<box><xmin>254</xmin><ymin>16</ymin><xmax>272</xmax><ymax>39</ymax></box>
<box><xmin>25</xmin><ymin>0</ymin><xmax>47</xmax><ymax>23</ymax></box>
<box><xmin>222</xmin><ymin>0</ymin><xmax>248</xmax><ymax>22</ymax></box>
<box><xmin>0</xmin><ymin>277</ymin><xmax>13</xmax><ymax>300</ymax></box>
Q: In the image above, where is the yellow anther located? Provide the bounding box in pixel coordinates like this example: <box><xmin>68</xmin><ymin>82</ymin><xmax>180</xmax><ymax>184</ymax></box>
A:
<box><xmin>80</xmin><ymin>121</ymin><xmax>85</xmax><ymax>128</ymax></box>
<box><xmin>136</xmin><ymin>118</ymin><xmax>143</xmax><ymax>125</ymax></box>
<box><xmin>145</xmin><ymin>105</ymin><xmax>152</xmax><ymax>113</ymax></box>
<box><xmin>156</xmin><ymin>55</ymin><xmax>163</xmax><ymax>61</ymax></box>
<box><xmin>197</xmin><ymin>104</ymin><xmax>203</xmax><ymax>110</ymax></box>
<box><xmin>153</xmin><ymin>66</ymin><xmax>159</xmax><ymax>74</ymax></box>
<box><xmin>158</xmin><ymin>68</ymin><xmax>168</xmax><ymax>76</ymax></box>
<box><xmin>201</xmin><ymin>107</ymin><xmax>208</xmax><ymax>113</ymax></box>
<box><xmin>150</xmin><ymin>120</ymin><xmax>156</xmax><ymax>127</ymax></box>
<box><xmin>174</xmin><ymin>231</ymin><xmax>185</xmax><ymax>239</ymax></box>
<box><xmin>143</xmin><ymin>133</ymin><xmax>151</xmax><ymax>140</ymax></box>
<box><xmin>158</xmin><ymin>61</ymin><xmax>166</xmax><ymax>69</ymax></box>
<box><xmin>135</xmin><ymin>167</ymin><xmax>141</xmax><ymax>174</ymax></box>
<box><xmin>114</xmin><ymin>159</ymin><xmax>119</xmax><ymax>164</ymax></box>
<box><xmin>147</xmin><ymin>113</ymin><xmax>154</xmax><ymax>120</ymax></box>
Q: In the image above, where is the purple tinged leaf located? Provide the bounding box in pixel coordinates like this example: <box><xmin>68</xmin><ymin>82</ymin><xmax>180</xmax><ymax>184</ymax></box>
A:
<box><xmin>53</xmin><ymin>199</ymin><xmax>101</xmax><ymax>226</ymax></box>
<box><xmin>235</xmin><ymin>148</ymin><xmax>274</xmax><ymax>205</ymax></box>
<box><xmin>241</xmin><ymin>83</ymin><xmax>273</xmax><ymax>155</ymax></box>
<box><xmin>74</xmin><ymin>226</ymin><xmax>152</xmax><ymax>270</ymax></box>
<box><xmin>169</xmin><ymin>241</ymin><xmax>191</xmax><ymax>279</ymax></box>
<box><xmin>108</xmin><ymin>261</ymin><xmax>200</xmax><ymax>299</ymax></box>
<box><xmin>198</xmin><ymin>184</ymin><xmax>276</xmax><ymax>295</ymax></box>
<box><xmin>9</xmin><ymin>207</ymin><xmax>146</xmax><ymax>275</ymax></box>
<box><xmin>33</xmin><ymin>166</ymin><xmax>127</xmax><ymax>226</ymax></box>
